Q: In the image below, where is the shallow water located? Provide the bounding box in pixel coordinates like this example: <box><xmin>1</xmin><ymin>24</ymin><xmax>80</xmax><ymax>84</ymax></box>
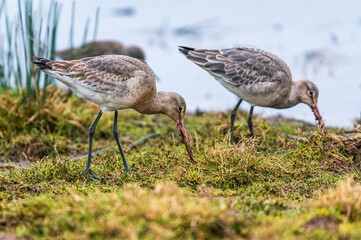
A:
<box><xmin>5</xmin><ymin>0</ymin><xmax>361</xmax><ymax>127</ymax></box>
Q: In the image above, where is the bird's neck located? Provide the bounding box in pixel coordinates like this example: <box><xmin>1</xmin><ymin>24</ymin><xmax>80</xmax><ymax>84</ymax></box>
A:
<box><xmin>288</xmin><ymin>80</ymin><xmax>304</xmax><ymax>107</ymax></box>
<box><xmin>133</xmin><ymin>91</ymin><xmax>168</xmax><ymax>115</ymax></box>
<box><xmin>277</xmin><ymin>81</ymin><xmax>302</xmax><ymax>109</ymax></box>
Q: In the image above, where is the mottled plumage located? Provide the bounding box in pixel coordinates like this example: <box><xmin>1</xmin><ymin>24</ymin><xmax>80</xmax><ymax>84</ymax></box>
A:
<box><xmin>34</xmin><ymin>55</ymin><xmax>155</xmax><ymax>111</ymax></box>
<box><xmin>179</xmin><ymin>46</ymin><xmax>327</xmax><ymax>142</ymax></box>
<box><xmin>179</xmin><ymin>46</ymin><xmax>296</xmax><ymax>108</ymax></box>
<box><xmin>33</xmin><ymin>55</ymin><xmax>194</xmax><ymax>178</ymax></box>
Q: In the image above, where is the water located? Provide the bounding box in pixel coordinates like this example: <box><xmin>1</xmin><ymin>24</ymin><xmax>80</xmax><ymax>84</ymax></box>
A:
<box><xmin>5</xmin><ymin>0</ymin><xmax>361</xmax><ymax>127</ymax></box>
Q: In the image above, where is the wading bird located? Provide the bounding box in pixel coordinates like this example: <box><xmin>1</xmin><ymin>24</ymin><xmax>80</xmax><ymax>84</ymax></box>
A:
<box><xmin>57</xmin><ymin>41</ymin><xmax>145</xmax><ymax>61</ymax></box>
<box><xmin>33</xmin><ymin>55</ymin><xmax>194</xmax><ymax>179</ymax></box>
<box><xmin>179</xmin><ymin>46</ymin><xmax>327</xmax><ymax>144</ymax></box>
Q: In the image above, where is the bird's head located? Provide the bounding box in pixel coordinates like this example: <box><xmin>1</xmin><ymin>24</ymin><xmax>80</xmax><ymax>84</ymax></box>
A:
<box><xmin>298</xmin><ymin>79</ymin><xmax>327</xmax><ymax>133</ymax></box>
<box><xmin>161</xmin><ymin>92</ymin><xmax>195</xmax><ymax>161</ymax></box>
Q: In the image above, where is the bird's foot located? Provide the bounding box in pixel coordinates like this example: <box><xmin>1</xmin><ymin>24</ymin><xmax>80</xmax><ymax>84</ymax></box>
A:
<box><xmin>83</xmin><ymin>168</ymin><xmax>99</xmax><ymax>180</ymax></box>
<box><xmin>83</xmin><ymin>167</ymin><xmax>133</xmax><ymax>180</ymax></box>
<box><xmin>125</xmin><ymin>169</ymin><xmax>134</xmax><ymax>176</ymax></box>
<box><xmin>123</xmin><ymin>168</ymin><xmax>136</xmax><ymax>178</ymax></box>
<box><xmin>230</xmin><ymin>135</ymin><xmax>239</xmax><ymax>145</ymax></box>
<box><xmin>123</xmin><ymin>164</ymin><xmax>133</xmax><ymax>173</ymax></box>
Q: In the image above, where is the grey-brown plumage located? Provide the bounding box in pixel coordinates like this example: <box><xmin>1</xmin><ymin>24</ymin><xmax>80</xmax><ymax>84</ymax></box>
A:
<box><xmin>179</xmin><ymin>46</ymin><xmax>327</xmax><ymax>143</ymax></box>
<box><xmin>33</xmin><ymin>55</ymin><xmax>194</xmax><ymax>178</ymax></box>
<box><xmin>34</xmin><ymin>55</ymin><xmax>153</xmax><ymax>108</ymax></box>
<box><xmin>57</xmin><ymin>41</ymin><xmax>145</xmax><ymax>61</ymax></box>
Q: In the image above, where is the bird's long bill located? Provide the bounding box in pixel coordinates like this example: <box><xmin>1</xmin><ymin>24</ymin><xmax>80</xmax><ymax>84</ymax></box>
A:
<box><xmin>311</xmin><ymin>105</ymin><xmax>327</xmax><ymax>133</ymax></box>
<box><xmin>176</xmin><ymin>119</ymin><xmax>195</xmax><ymax>161</ymax></box>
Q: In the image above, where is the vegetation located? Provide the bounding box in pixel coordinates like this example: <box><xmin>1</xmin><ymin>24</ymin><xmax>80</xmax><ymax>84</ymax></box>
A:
<box><xmin>0</xmin><ymin>1</ymin><xmax>360</xmax><ymax>239</ymax></box>
<box><xmin>0</xmin><ymin>87</ymin><xmax>360</xmax><ymax>239</ymax></box>
<box><xmin>0</xmin><ymin>0</ymin><xmax>99</xmax><ymax>105</ymax></box>
<box><xmin>0</xmin><ymin>0</ymin><xmax>60</xmax><ymax>104</ymax></box>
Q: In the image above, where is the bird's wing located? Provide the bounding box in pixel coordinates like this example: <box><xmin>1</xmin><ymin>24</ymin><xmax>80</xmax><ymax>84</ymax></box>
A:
<box><xmin>179</xmin><ymin>47</ymin><xmax>292</xmax><ymax>86</ymax></box>
<box><xmin>46</xmin><ymin>55</ymin><xmax>147</xmax><ymax>92</ymax></box>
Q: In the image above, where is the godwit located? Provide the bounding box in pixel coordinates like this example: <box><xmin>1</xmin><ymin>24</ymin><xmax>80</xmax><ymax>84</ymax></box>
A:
<box><xmin>33</xmin><ymin>55</ymin><xmax>193</xmax><ymax>178</ymax></box>
<box><xmin>57</xmin><ymin>41</ymin><xmax>145</xmax><ymax>61</ymax></box>
<box><xmin>179</xmin><ymin>46</ymin><xmax>327</xmax><ymax>144</ymax></box>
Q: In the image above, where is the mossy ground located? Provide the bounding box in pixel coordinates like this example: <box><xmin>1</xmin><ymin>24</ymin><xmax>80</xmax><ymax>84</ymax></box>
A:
<box><xmin>0</xmin><ymin>87</ymin><xmax>361</xmax><ymax>239</ymax></box>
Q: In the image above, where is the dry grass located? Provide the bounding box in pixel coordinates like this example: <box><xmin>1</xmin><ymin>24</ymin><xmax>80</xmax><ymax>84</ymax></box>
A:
<box><xmin>0</xmin><ymin>182</ymin><xmax>246</xmax><ymax>239</ymax></box>
<box><xmin>313</xmin><ymin>177</ymin><xmax>361</xmax><ymax>222</ymax></box>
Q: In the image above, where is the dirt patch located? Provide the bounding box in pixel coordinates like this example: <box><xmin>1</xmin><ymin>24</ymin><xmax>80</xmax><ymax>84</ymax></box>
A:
<box><xmin>0</xmin><ymin>160</ymin><xmax>30</xmax><ymax>169</ymax></box>
<box><xmin>303</xmin><ymin>216</ymin><xmax>338</xmax><ymax>231</ymax></box>
<box><xmin>0</xmin><ymin>234</ymin><xmax>21</xmax><ymax>240</ymax></box>
<box><xmin>325</xmin><ymin>134</ymin><xmax>361</xmax><ymax>167</ymax></box>
<box><xmin>0</xmin><ymin>179</ymin><xmax>56</xmax><ymax>200</ymax></box>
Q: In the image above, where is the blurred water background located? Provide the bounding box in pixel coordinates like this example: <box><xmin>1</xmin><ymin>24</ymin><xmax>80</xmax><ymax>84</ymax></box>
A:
<box><xmin>3</xmin><ymin>0</ymin><xmax>361</xmax><ymax>127</ymax></box>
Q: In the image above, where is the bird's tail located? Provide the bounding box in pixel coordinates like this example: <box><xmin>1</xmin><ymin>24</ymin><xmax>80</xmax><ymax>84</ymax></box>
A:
<box><xmin>178</xmin><ymin>46</ymin><xmax>195</xmax><ymax>56</ymax></box>
<box><xmin>33</xmin><ymin>56</ymin><xmax>52</xmax><ymax>70</ymax></box>
<box><xmin>178</xmin><ymin>46</ymin><xmax>210</xmax><ymax>66</ymax></box>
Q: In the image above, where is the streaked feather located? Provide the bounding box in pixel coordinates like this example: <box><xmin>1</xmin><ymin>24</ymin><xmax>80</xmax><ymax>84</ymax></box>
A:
<box><xmin>179</xmin><ymin>47</ymin><xmax>292</xmax><ymax>87</ymax></box>
<box><xmin>33</xmin><ymin>55</ymin><xmax>156</xmax><ymax>111</ymax></box>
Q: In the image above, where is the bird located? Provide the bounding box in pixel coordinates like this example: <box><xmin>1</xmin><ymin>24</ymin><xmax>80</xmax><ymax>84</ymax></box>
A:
<box><xmin>57</xmin><ymin>41</ymin><xmax>145</xmax><ymax>61</ymax></box>
<box><xmin>178</xmin><ymin>46</ymin><xmax>327</xmax><ymax>144</ymax></box>
<box><xmin>33</xmin><ymin>55</ymin><xmax>194</xmax><ymax>179</ymax></box>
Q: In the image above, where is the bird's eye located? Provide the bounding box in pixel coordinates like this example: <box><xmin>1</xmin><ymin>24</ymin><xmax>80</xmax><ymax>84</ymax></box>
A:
<box><xmin>177</xmin><ymin>106</ymin><xmax>182</xmax><ymax>112</ymax></box>
<box><xmin>308</xmin><ymin>90</ymin><xmax>314</xmax><ymax>97</ymax></box>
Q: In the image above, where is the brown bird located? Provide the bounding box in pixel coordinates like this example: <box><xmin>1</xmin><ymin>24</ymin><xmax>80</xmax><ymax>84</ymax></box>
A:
<box><xmin>57</xmin><ymin>41</ymin><xmax>145</xmax><ymax>61</ymax></box>
<box><xmin>33</xmin><ymin>55</ymin><xmax>194</xmax><ymax>179</ymax></box>
<box><xmin>179</xmin><ymin>46</ymin><xmax>327</xmax><ymax>144</ymax></box>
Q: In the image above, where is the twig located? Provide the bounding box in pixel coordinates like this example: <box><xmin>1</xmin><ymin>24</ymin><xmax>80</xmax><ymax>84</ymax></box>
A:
<box><xmin>71</xmin><ymin>147</ymin><xmax>111</xmax><ymax>161</ymax></box>
<box><xmin>135</xmin><ymin>121</ymin><xmax>161</xmax><ymax>128</ymax></box>
<box><xmin>267</xmin><ymin>114</ymin><xmax>315</xmax><ymax>126</ymax></box>
<box><xmin>127</xmin><ymin>133</ymin><xmax>160</xmax><ymax>150</ymax></box>
<box><xmin>268</xmin><ymin>159</ymin><xmax>290</xmax><ymax>173</ymax></box>
<box><xmin>285</xmin><ymin>134</ymin><xmax>309</xmax><ymax>142</ymax></box>
<box><xmin>340</xmin><ymin>133</ymin><xmax>361</xmax><ymax>139</ymax></box>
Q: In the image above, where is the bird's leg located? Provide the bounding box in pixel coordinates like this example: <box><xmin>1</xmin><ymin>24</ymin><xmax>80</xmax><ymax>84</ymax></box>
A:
<box><xmin>230</xmin><ymin>99</ymin><xmax>243</xmax><ymax>144</ymax></box>
<box><xmin>247</xmin><ymin>106</ymin><xmax>255</xmax><ymax>137</ymax></box>
<box><xmin>112</xmin><ymin>111</ymin><xmax>130</xmax><ymax>173</ymax></box>
<box><xmin>84</xmin><ymin>110</ymin><xmax>103</xmax><ymax>179</ymax></box>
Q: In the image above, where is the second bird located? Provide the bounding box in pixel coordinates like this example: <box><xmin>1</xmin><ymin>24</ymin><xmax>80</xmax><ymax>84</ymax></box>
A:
<box><xmin>179</xmin><ymin>46</ymin><xmax>327</xmax><ymax>144</ymax></box>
